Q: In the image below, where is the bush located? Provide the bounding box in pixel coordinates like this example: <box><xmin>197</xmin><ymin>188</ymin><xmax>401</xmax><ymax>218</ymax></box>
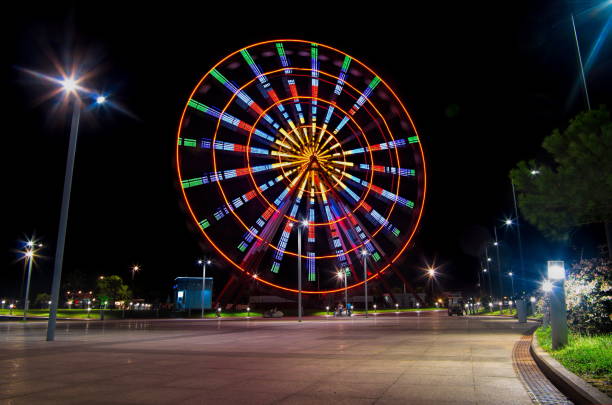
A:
<box><xmin>565</xmin><ymin>259</ymin><xmax>611</xmax><ymax>335</ymax></box>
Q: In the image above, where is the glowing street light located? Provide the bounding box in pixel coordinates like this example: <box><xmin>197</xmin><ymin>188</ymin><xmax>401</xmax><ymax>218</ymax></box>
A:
<box><xmin>198</xmin><ymin>259</ymin><xmax>212</xmax><ymax>319</ymax></box>
<box><xmin>131</xmin><ymin>265</ymin><xmax>140</xmax><ymax>281</ymax></box>
<box><xmin>96</xmin><ymin>95</ymin><xmax>106</xmax><ymax>104</ymax></box>
<box><xmin>22</xmin><ymin>238</ymin><xmax>43</xmax><ymax>322</ymax></box>
<box><xmin>542</xmin><ymin>279</ymin><xmax>553</xmax><ymax>293</ymax></box>
<box><xmin>337</xmin><ymin>269</ymin><xmax>348</xmax><ymax>315</ymax></box>
<box><xmin>297</xmin><ymin>220</ymin><xmax>308</xmax><ymax>322</ymax></box>
<box><xmin>361</xmin><ymin>249</ymin><xmax>370</xmax><ymax>318</ymax></box>
<box><xmin>548</xmin><ymin>261</ymin><xmax>568</xmax><ymax>349</ymax></box>
<box><xmin>44</xmin><ymin>68</ymin><xmax>113</xmax><ymax>341</ymax></box>
<box><xmin>61</xmin><ymin>77</ymin><xmax>77</xmax><ymax>93</ymax></box>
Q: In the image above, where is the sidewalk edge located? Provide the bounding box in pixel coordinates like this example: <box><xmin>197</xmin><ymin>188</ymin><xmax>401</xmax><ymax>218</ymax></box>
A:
<box><xmin>530</xmin><ymin>331</ymin><xmax>611</xmax><ymax>405</ymax></box>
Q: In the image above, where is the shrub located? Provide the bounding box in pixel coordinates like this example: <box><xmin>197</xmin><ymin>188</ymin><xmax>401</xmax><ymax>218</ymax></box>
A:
<box><xmin>565</xmin><ymin>259</ymin><xmax>611</xmax><ymax>335</ymax></box>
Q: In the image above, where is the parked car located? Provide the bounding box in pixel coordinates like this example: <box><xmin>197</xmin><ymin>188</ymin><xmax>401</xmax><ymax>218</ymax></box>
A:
<box><xmin>448</xmin><ymin>303</ymin><xmax>464</xmax><ymax>316</ymax></box>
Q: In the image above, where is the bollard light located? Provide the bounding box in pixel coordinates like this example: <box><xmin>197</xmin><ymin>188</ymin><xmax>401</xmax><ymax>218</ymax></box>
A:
<box><xmin>548</xmin><ymin>261</ymin><xmax>565</xmax><ymax>280</ymax></box>
<box><xmin>547</xmin><ymin>261</ymin><xmax>568</xmax><ymax>349</ymax></box>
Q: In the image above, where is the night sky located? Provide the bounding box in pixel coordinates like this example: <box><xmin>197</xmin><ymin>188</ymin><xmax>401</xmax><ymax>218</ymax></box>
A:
<box><xmin>3</xmin><ymin>2</ymin><xmax>611</xmax><ymax>302</ymax></box>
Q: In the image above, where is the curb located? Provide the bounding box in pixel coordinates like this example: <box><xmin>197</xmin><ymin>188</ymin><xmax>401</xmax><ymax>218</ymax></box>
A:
<box><xmin>530</xmin><ymin>332</ymin><xmax>611</xmax><ymax>405</ymax></box>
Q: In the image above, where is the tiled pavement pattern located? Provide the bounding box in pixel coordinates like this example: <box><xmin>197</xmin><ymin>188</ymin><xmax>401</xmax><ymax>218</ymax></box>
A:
<box><xmin>512</xmin><ymin>333</ymin><xmax>573</xmax><ymax>405</ymax></box>
<box><xmin>1</xmin><ymin>313</ymin><xmax>539</xmax><ymax>404</ymax></box>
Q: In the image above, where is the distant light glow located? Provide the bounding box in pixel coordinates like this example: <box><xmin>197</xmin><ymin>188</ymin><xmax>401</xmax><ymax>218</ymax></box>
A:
<box><xmin>505</xmin><ymin>219</ymin><xmax>513</xmax><ymax>226</ymax></box>
<box><xmin>96</xmin><ymin>95</ymin><xmax>106</xmax><ymax>104</ymax></box>
<box><xmin>542</xmin><ymin>280</ymin><xmax>553</xmax><ymax>292</ymax></box>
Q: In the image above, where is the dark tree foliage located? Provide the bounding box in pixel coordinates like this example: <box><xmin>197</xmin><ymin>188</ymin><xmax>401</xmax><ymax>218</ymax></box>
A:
<box><xmin>96</xmin><ymin>275</ymin><xmax>131</xmax><ymax>307</ymax></box>
<box><xmin>510</xmin><ymin>107</ymin><xmax>612</xmax><ymax>251</ymax></box>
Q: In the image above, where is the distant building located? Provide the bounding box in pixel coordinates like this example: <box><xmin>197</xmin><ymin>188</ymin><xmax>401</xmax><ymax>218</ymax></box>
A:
<box><xmin>173</xmin><ymin>277</ymin><xmax>213</xmax><ymax>310</ymax></box>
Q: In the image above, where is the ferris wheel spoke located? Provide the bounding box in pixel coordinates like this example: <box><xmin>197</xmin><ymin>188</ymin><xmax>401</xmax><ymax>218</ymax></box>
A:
<box><xmin>181</xmin><ymin>161</ymin><xmax>302</xmax><ymax>189</ymax></box>
<box><xmin>325</xmin><ymin>76</ymin><xmax>382</xmax><ymax>139</ymax></box>
<box><xmin>239</xmin><ymin>169</ymin><xmax>306</xmax><ymax>263</ymax></box>
<box><xmin>213</xmin><ymin>168</ymin><xmax>301</xmax><ymax>226</ymax></box>
<box><xmin>316</xmin><ymin>178</ymin><xmax>358</xmax><ymax>278</ymax></box>
<box><xmin>329</xmin><ymin>136</ymin><xmax>418</xmax><ymax>159</ymax></box>
<box><xmin>275</xmin><ymin>43</ymin><xmax>306</xmax><ymax>126</ymax></box>
<box><xmin>210</xmin><ymin>68</ymin><xmax>288</xmax><ymax>133</ymax></box>
<box><xmin>188</xmin><ymin>99</ymin><xmax>278</xmax><ymax>146</ymax></box>
<box><xmin>315</xmin><ymin>55</ymin><xmax>352</xmax><ymax>149</ymax></box>
<box><xmin>179</xmin><ymin>136</ymin><xmax>274</xmax><ymax>157</ymax></box>
<box><xmin>310</xmin><ymin>43</ymin><xmax>319</xmax><ymax>141</ymax></box>
<box><xmin>268</xmin><ymin>175</ymin><xmax>309</xmax><ymax>274</ymax></box>
<box><xmin>330</xmin><ymin>166</ymin><xmax>414</xmax><ymax>209</ymax></box>
<box><xmin>350</xmin><ymin>163</ymin><xmax>416</xmax><ymax>177</ymax></box>
<box><xmin>240</xmin><ymin>48</ymin><xmax>301</xmax><ymax>138</ymax></box>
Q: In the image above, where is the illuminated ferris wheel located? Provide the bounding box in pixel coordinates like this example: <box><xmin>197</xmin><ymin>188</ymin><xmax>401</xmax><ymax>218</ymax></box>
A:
<box><xmin>177</xmin><ymin>40</ymin><xmax>426</xmax><ymax>294</ymax></box>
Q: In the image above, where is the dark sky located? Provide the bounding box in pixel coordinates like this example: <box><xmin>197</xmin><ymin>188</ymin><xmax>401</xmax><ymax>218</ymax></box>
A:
<box><xmin>3</xmin><ymin>1</ymin><xmax>611</xmax><ymax>302</ymax></box>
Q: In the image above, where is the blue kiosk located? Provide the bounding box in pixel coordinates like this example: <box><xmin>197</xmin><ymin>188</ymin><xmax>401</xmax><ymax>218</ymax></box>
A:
<box><xmin>173</xmin><ymin>277</ymin><xmax>213</xmax><ymax>310</ymax></box>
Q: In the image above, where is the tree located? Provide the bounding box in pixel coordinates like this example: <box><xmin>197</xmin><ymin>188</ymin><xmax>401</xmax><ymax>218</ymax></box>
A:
<box><xmin>96</xmin><ymin>276</ymin><xmax>131</xmax><ymax>307</ymax></box>
<box><xmin>510</xmin><ymin>107</ymin><xmax>612</xmax><ymax>256</ymax></box>
<box><xmin>35</xmin><ymin>292</ymin><xmax>51</xmax><ymax>308</ymax></box>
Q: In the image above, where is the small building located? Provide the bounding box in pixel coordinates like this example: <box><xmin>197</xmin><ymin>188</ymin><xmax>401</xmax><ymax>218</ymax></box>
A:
<box><xmin>173</xmin><ymin>277</ymin><xmax>213</xmax><ymax>310</ymax></box>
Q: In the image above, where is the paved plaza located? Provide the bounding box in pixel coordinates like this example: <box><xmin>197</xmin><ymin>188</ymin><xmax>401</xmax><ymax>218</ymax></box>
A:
<box><xmin>0</xmin><ymin>312</ymin><xmax>538</xmax><ymax>404</ymax></box>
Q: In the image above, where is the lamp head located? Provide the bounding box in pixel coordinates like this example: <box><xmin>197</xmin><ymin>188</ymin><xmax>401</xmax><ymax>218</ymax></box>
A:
<box><xmin>61</xmin><ymin>77</ymin><xmax>77</xmax><ymax>93</ymax></box>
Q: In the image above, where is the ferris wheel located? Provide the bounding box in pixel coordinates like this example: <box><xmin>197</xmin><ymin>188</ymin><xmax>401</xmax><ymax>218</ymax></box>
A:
<box><xmin>177</xmin><ymin>40</ymin><xmax>426</xmax><ymax>294</ymax></box>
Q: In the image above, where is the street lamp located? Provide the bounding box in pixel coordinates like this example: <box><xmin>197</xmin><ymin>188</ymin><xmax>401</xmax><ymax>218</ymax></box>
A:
<box><xmin>548</xmin><ymin>261</ymin><xmax>568</xmax><ymax>349</ymax></box>
<box><xmin>426</xmin><ymin>267</ymin><xmax>436</xmax><ymax>303</ymax></box>
<box><xmin>131</xmin><ymin>265</ymin><xmax>140</xmax><ymax>281</ymax></box>
<box><xmin>361</xmin><ymin>249</ymin><xmax>370</xmax><ymax>318</ymax></box>
<box><xmin>297</xmin><ymin>220</ymin><xmax>308</xmax><ymax>322</ymax></box>
<box><xmin>337</xmin><ymin>269</ymin><xmax>348</xmax><ymax>315</ymax></box>
<box><xmin>47</xmin><ymin>74</ymin><xmax>109</xmax><ymax>341</ymax></box>
<box><xmin>22</xmin><ymin>249</ymin><xmax>34</xmax><ymax>321</ymax></box>
<box><xmin>198</xmin><ymin>259</ymin><xmax>212</xmax><ymax>318</ymax></box>
<box><xmin>508</xmin><ymin>272</ymin><xmax>515</xmax><ymax>298</ymax></box>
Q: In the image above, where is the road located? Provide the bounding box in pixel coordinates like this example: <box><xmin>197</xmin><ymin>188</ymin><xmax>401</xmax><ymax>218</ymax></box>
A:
<box><xmin>0</xmin><ymin>311</ymin><xmax>538</xmax><ymax>404</ymax></box>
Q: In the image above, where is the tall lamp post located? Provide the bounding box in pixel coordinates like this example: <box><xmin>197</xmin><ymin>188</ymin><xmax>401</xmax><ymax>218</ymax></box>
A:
<box><xmin>361</xmin><ymin>249</ymin><xmax>370</xmax><ymax>318</ymax></box>
<box><xmin>198</xmin><ymin>259</ymin><xmax>211</xmax><ymax>318</ymax></box>
<box><xmin>46</xmin><ymin>77</ymin><xmax>107</xmax><ymax>341</ymax></box>
<box><xmin>337</xmin><ymin>269</ymin><xmax>348</xmax><ymax>314</ymax></box>
<box><xmin>22</xmin><ymin>239</ymin><xmax>43</xmax><ymax>321</ymax></box>
<box><xmin>508</xmin><ymin>272</ymin><xmax>515</xmax><ymax>298</ymax></box>
<box><xmin>22</xmin><ymin>250</ymin><xmax>34</xmax><ymax>321</ymax></box>
<box><xmin>297</xmin><ymin>220</ymin><xmax>308</xmax><ymax>322</ymax></box>
<box><xmin>492</xmin><ymin>229</ymin><xmax>504</xmax><ymax>299</ymax></box>
<box><xmin>427</xmin><ymin>267</ymin><xmax>436</xmax><ymax>304</ymax></box>
<box><xmin>509</xmin><ymin>184</ymin><xmax>526</xmax><ymax>294</ymax></box>
<box><xmin>131</xmin><ymin>265</ymin><xmax>140</xmax><ymax>281</ymax></box>
<box><xmin>47</xmin><ymin>87</ymin><xmax>81</xmax><ymax>341</ymax></box>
